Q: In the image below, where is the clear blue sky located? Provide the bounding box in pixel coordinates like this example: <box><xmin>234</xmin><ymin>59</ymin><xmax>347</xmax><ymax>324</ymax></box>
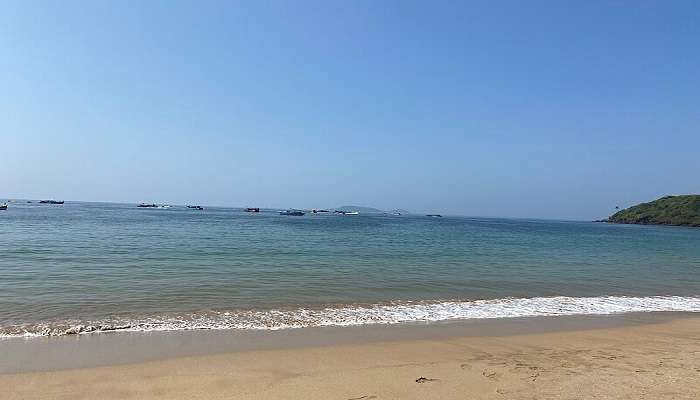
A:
<box><xmin>1</xmin><ymin>1</ymin><xmax>698</xmax><ymax>219</ymax></box>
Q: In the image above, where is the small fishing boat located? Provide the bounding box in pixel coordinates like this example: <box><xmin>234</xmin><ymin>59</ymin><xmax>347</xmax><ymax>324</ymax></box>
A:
<box><xmin>335</xmin><ymin>210</ymin><xmax>359</xmax><ymax>215</ymax></box>
<box><xmin>312</xmin><ymin>209</ymin><xmax>330</xmax><ymax>213</ymax></box>
<box><xmin>39</xmin><ymin>200</ymin><xmax>64</xmax><ymax>204</ymax></box>
<box><xmin>426</xmin><ymin>214</ymin><xmax>442</xmax><ymax>218</ymax></box>
<box><xmin>280</xmin><ymin>209</ymin><xmax>305</xmax><ymax>216</ymax></box>
<box><xmin>187</xmin><ymin>205</ymin><xmax>204</xmax><ymax>210</ymax></box>
<box><xmin>245</xmin><ymin>207</ymin><xmax>260</xmax><ymax>212</ymax></box>
<box><xmin>0</xmin><ymin>203</ymin><xmax>7</xmax><ymax>210</ymax></box>
<box><xmin>137</xmin><ymin>203</ymin><xmax>158</xmax><ymax>208</ymax></box>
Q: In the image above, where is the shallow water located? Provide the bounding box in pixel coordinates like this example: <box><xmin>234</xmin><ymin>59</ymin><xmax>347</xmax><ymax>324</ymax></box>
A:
<box><xmin>1</xmin><ymin>202</ymin><xmax>699</xmax><ymax>337</ymax></box>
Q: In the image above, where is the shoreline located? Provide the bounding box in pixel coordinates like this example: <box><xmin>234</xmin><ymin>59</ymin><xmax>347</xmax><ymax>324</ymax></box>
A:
<box><xmin>3</xmin><ymin>313</ymin><xmax>699</xmax><ymax>399</ymax></box>
<box><xmin>4</xmin><ymin>294</ymin><xmax>700</xmax><ymax>338</ymax></box>
<box><xmin>594</xmin><ymin>219</ymin><xmax>700</xmax><ymax>228</ymax></box>
<box><xmin>1</xmin><ymin>311</ymin><xmax>695</xmax><ymax>374</ymax></box>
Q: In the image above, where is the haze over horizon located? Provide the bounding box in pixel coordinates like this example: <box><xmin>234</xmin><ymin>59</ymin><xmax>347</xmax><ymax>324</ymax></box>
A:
<box><xmin>2</xmin><ymin>1</ymin><xmax>698</xmax><ymax>220</ymax></box>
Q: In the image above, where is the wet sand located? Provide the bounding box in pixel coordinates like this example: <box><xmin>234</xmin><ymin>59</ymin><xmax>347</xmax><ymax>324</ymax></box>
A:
<box><xmin>3</xmin><ymin>314</ymin><xmax>700</xmax><ymax>399</ymax></box>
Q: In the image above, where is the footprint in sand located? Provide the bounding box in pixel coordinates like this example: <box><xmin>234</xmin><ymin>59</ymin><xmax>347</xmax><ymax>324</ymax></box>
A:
<box><xmin>415</xmin><ymin>377</ymin><xmax>439</xmax><ymax>383</ymax></box>
<box><xmin>460</xmin><ymin>363</ymin><xmax>472</xmax><ymax>370</ymax></box>
<box><xmin>482</xmin><ymin>369</ymin><xmax>499</xmax><ymax>380</ymax></box>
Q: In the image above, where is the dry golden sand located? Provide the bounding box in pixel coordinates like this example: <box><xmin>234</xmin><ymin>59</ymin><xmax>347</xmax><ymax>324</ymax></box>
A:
<box><xmin>3</xmin><ymin>317</ymin><xmax>700</xmax><ymax>399</ymax></box>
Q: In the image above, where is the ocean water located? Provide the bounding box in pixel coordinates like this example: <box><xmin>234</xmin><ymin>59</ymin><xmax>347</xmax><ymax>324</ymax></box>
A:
<box><xmin>1</xmin><ymin>202</ymin><xmax>699</xmax><ymax>337</ymax></box>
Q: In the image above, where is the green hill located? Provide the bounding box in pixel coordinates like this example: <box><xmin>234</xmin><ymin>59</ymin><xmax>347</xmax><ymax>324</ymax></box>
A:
<box><xmin>606</xmin><ymin>195</ymin><xmax>700</xmax><ymax>227</ymax></box>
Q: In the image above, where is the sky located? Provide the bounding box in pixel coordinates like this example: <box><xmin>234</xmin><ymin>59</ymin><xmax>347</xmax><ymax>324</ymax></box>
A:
<box><xmin>1</xmin><ymin>1</ymin><xmax>698</xmax><ymax>220</ymax></box>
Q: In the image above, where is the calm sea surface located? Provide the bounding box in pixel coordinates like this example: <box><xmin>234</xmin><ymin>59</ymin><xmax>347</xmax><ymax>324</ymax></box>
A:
<box><xmin>1</xmin><ymin>202</ymin><xmax>699</xmax><ymax>337</ymax></box>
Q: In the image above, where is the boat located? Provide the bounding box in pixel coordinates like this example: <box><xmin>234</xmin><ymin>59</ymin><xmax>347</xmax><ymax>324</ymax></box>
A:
<box><xmin>279</xmin><ymin>209</ymin><xmax>305</xmax><ymax>216</ymax></box>
<box><xmin>245</xmin><ymin>207</ymin><xmax>260</xmax><ymax>212</ymax></box>
<box><xmin>187</xmin><ymin>205</ymin><xmax>204</xmax><ymax>210</ymax></box>
<box><xmin>335</xmin><ymin>210</ymin><xmax>359</xmax><ymax>215</ymax></box>
<box><xmin>137</xmin><ymin>203</ymin><xmax>158</xmax><ymax>208</ymax></box>
<box><xmin>0</xmin><ymin>203</ymin><xmax>7</xmax><ymax>210</ymax></box>
<box><xmin>311</xmin><ymin>209</ymin><xmax>330</xmax><ymax>213</ymax></box>
<box><xmin>39</xmin><ymin>200</ymin><xmax>64</xmax><ymax>204</ymax></box>
<box><xmin>426</xmin><ymin>214</ymin><xmax>442</xmax><ymax>218</ymax></box>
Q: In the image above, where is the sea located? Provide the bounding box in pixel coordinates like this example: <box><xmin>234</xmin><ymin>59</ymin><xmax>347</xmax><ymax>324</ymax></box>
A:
<box><xmin>1</xmin><ymin>201</ymin><xmax>699</xmax><ymax>338</ymax></box>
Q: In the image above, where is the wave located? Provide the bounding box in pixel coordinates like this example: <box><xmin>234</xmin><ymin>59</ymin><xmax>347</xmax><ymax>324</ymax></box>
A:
<box><xmin>2</xmin><ymin>295</ymin><xmax>699</xmax><ymax>338</ymax></box>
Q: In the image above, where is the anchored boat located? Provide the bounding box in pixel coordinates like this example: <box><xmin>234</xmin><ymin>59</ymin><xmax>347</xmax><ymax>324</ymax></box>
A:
<box><xmin>280</xmin><ymin>209</ymin><xmax>305</xmax><ymax>216</ymax></box>
<box><xmin>335</xmin><ymin>210</ymin><xmax>359</xmax><ymax>215</ymax></box>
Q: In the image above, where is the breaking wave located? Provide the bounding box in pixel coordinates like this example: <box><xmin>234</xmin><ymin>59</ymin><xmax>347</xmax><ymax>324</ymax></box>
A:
<box><xmin>2</xmin><ymin>295</ymin><xmax>699</xmax><ymax>338</ymax></box>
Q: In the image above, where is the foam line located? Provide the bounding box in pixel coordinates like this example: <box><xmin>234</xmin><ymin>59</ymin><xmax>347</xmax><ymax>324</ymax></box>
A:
<box><xmin>2</xmin><ymin>296</ymin><xmax>699</xmax><ymax>338</ymax></box>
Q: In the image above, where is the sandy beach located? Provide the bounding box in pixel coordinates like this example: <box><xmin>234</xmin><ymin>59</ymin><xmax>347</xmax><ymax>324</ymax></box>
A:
<box><xmin>3</xmin><ymin>315</ymin><xmax>699</xmax><ymax>399</ymax></box>
<box><xmin>4</xmin><ymin>1</ymin><xmax>699</xmax><ymax>398</ymax></box>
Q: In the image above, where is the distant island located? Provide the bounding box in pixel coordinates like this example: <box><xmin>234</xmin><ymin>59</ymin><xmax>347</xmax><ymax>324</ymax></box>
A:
<box><xmin>603</xmin><ymin>195</ymin><xmax>700</xmax><ymax>227</ymax></box>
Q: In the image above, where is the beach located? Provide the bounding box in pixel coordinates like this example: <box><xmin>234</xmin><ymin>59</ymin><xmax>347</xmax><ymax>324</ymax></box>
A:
<box><xmin>3</xmin><ymin>314</ymin><xmax>699</xmax><ymax>399</ymax></box>
<box><xmin>2</xmin><ymin>204</ymin><xmax>699</xmax><ymax>398</ymax></box>
<box><xmin>4</xmin><ymin>1</ymin><xmax>699</xmax><ymax>397</ymax></box>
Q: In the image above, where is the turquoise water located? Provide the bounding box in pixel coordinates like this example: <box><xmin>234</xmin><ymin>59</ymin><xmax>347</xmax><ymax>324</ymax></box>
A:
<box><xmin>1</xmin><ymin>202</ymin><xmax>699</xmax><ymax>337</ymax></box>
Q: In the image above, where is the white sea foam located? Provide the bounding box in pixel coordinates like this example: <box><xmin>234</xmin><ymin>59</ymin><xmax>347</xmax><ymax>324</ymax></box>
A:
<box><xmin>2</xmin><ymin>295</ymin><xmax>699</xmax><ymax>338</ymax></box>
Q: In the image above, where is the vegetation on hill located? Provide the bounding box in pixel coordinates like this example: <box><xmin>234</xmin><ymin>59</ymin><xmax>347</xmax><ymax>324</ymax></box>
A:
<box><xmin>606</xmin><ymin>195</ymin><xmax>700</xmax><ymax>227</ymax></box>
